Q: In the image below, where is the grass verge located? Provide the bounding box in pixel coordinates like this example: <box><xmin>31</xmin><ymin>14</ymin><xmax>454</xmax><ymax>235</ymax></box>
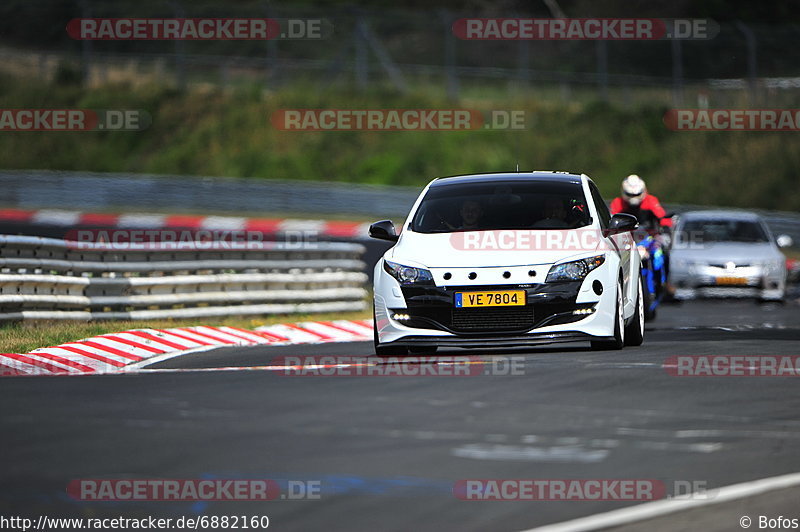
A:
<box><xmin>1</xmin><ymin>76</ymin><xmax>799</xmax><ymax>212</ymax></box>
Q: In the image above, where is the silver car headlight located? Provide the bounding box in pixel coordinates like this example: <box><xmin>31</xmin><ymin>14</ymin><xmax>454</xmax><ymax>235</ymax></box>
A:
<box><xmin>546</xmin><ymin>255</ymin><xmax>605</xmax><ymax>282</ymax></box>
<box><xmin>383</xmin><ymin>260</ymin><xmax>434</xmax><ymax>286</ymax></box>
<box><xmin>763</xmin><ymin>259</ymin><xmax>784</xmax><ymax>275</ymax></box>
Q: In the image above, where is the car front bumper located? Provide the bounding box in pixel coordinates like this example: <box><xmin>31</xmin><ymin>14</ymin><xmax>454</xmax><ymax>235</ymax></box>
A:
<box><xmin>671</xmin><ymin>263</ymin><xmax>785</xmax><ymax>300</ymax></box>
<box><xmin>374</xmin><ymin>266</ymin><xmax>618</xmax><ymax>347</ymax></box>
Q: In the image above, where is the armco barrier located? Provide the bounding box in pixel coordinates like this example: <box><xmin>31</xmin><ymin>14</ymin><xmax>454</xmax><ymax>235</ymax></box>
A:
<box><xmin>0</xmin><ymin>235</ymin><xmax>368</xmax><ymax>321</ymax></box>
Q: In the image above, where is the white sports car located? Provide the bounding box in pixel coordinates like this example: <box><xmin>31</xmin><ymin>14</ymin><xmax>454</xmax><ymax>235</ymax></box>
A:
<box><xmin>370</xmin><ymin>172</ymin><xmax>645</xmax><ymax>356</ymax></box>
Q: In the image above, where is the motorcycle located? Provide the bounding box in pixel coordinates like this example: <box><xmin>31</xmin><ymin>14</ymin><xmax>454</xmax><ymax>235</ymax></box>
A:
<box><xmin>635</xmin><ymin>231</ymin><xmax>669</xmax><ymax>321</ymax></box>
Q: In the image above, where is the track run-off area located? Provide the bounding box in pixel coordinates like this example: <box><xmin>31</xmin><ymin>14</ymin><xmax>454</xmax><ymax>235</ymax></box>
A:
<box><xmin>3</xmin><ymin>298</ymin><xmax>800</xmax><ymax>531</ymax></box>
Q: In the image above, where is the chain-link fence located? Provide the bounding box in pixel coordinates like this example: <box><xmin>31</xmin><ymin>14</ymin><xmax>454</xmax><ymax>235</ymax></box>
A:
<box><xmin>2</xmin><ymin>1</ymin><xmax>800</xmax><ymax>106</ymax></box>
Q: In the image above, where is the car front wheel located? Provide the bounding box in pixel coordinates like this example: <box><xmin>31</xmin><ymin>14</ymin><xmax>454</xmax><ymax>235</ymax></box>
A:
<box><xmin>591</xmin><ymin>278</ymin><xmax>625</xmax><ymax>351</ymax></box>
<box><xmin>624</xmin><ymin>274</ymin><xmax>645</xmax><ymax>346</ymax></box>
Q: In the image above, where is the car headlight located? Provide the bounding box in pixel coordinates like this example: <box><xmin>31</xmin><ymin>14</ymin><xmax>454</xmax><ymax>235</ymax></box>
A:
<box><xmin>546</xmin><ymin>255</ymin><xmax>605</xmax><ymax>282</ymax></box>
<box><xmin>384</xmin><ymin>260</ymin><xmax>434</xmax><ymax>286</ymax></box>
<box><xmin>763</xmin><ymin>259</ymin><xmax>784</xmax><ymax>274</ymax></box>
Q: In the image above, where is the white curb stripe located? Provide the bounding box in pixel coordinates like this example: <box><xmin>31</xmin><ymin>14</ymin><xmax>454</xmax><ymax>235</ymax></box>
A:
<box><xmin>331</xmin><ymin>319</ymin><xmax>374</xmax><ymax>336</ymax></box>
<box><xmin>298</xmin><ymin>321</ymin><xmax>360</xmax><ymax>340</ymax></box>
<box><xmin>521</xmin><ymin>471</ymin><xmax>800</xmax><ymax>532</ymax></box>
<box><xmin>112</xmin><ymin>332</ymin><xmax>178</xmax><ymax>352</ymax></box>
<box><xmin>168</xmin><ymin>328</ymin><xmax>232</xmax><ymax>346</ymax></box>
<box><xmin>256</xmin><ymin>324</ymin><xmax>323</xmax><ymax>343</ymax></box>
<box><xmin>278</xmin><ymin>219</ymin><xmax>326</xmax><ymax>233</ymax></box>
<box><xmin>142</xmin><ymin>330</ymin><xmax>206</xmax><ymax>349</ymax></box>
<box><xmin>32</xmin><ymin>209</ymin><xmax>82</xmax><ymax>226</ymax></box>
<box><xmin>217</xmin><ymin>327</ymin><xmax>273</xmax><ymax>344</ymax></box>
<box><xmin>1</xmin><ymin>321</ymin><xmax>375</xmax><ymax>376</ymax></box>
<box><xmin>117</xmin><ymin>213</ymin><xmax>167</xmax><ymax>228</ymax></box>
<box><xmin>200</xmin><ymin>216</ymin><xmax>247</xmax><ymax>231</ymax></box>
<box><xmin>20</xmin><ymin>353</ymin><xmax>82</xmax><ymax>373</ymax></box>
<box><xmin>192</xmin><ymin>326</ymin><xmax>254</xmax><ymax>344</ymax></box>
<box><xmin>59</xmin><ymin>342</ymin><xmax>140</xmax><ymax>365</ymax></box>
<box><xmin>87</xmin><ymin>337</ymin><xmax>160</xmax><ymax>358</ymax></box>
<box><xmin>30</xmin><ymin>347</ymin><xmax>121</xmax><ymax>372</ymax></box>
<box><xmin>0</xmin><ymin>354</ymin><xmax>54</xmax><ymax>374</ymax></box>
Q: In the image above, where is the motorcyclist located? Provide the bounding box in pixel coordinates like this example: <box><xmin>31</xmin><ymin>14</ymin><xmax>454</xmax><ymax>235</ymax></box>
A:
<box><xmin>611</xmin><ymin>174</ymin><xmax>674</xmax><ymax>298</ymax></box>
<box><xmin>610</xmin><ymin>174</ymin><xmax>672</xmax><ymax>232</ymax></box>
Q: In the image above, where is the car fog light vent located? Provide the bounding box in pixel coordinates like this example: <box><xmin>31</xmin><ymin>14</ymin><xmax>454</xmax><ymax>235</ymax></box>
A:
<box><xmin>392</xmin><ymin>313</ymin><xmax>411</xmax><ymax>321</ymax></box>
<box><xmin>592</xmin><ymin>280</ymin><xmax>603</xmax><ymax>295</ymax></box>
<box><xmin>572</xmin><ymin>308</ymin><xmax>595</xmax><ymax>316</ymax></box>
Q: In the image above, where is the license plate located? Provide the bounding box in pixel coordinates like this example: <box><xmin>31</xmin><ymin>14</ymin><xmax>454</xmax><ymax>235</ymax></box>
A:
<box><xmin>454</xmin><ymin>290</ymin><xmax>525</xmax><ymax>308</ymax></box>
<box><xmin>716</xmin><ymin>276</ymin><xmax>748</xmax><ymax>286</ymax></box>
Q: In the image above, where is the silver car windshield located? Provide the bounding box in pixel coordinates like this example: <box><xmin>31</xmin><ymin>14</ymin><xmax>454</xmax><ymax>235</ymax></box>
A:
<box><xmin>681</xmin><ymin>219</ymin><xmax>770</xmax><ymax>243</ymax></box>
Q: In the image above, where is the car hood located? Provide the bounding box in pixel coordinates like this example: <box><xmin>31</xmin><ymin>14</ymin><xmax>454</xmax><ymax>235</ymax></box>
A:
<box><xmin>671</xmin><ymin>242</ymin><xmax>782</xmax><ymax>264</ymax></box>
<box><xmin>389</xmin><ymin>229</ymin><xmax>605</xmax><ymax>268</ymax></box>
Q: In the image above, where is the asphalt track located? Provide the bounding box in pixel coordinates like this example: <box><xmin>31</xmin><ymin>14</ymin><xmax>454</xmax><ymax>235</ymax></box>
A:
<box><xmin>3</xmin><ymin>298</ymin><xmax>800</xmax><ymax>531</ymax></box>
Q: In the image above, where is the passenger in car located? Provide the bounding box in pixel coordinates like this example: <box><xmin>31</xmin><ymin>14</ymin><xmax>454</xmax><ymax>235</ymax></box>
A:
<box><xmin>532</xmin><ymin>197</ymin><xmax>570</xmax><ymax>228</ymax></box>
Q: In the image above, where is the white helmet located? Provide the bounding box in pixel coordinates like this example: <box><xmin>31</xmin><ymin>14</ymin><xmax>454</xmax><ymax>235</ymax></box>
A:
<box><xmin>622</xmin><ymin>174</ymin><xmax>647</xmax><ymax>206</ymax></box>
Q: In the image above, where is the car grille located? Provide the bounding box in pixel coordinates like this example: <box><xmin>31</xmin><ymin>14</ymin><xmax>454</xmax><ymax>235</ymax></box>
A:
<box><xmin>452</xmin><ymin>307</ymin><xmax>535</xmax><ymax>332</ymax></box>
<box><xmin>398</xmin><ymin>284</ymin><xmax>583</xmax><ymax>334</ymax></box>
<box><xmin>709</xmin><ymin>263</ymin><xmax>750</xmax><ymax>269</ymax></box>
<box><xmin>400</xmin><ymin>303</ymin><xmax>582</xmax><ymax>334</ymax></box>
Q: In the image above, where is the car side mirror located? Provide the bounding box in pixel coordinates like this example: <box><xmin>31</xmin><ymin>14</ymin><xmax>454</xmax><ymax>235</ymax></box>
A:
<box><xmin>606</xmin><ymin>213</ymin><xmax>639</xmax><ymax>234</ymax></box>
<box><xmin>776</xmin><ymin>234</ymin><xmax>793</xmax><ymax>248</ymax></box>
<box><xmin>369</xmin><ymin>220</ymin><xmax>399</xmax><ymax>242</ymax></box>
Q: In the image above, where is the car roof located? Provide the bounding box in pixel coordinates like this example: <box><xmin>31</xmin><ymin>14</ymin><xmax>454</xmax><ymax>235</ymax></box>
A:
<box><xmin>430</xmin><ymin>171</ymin><xmax>584</xmax><ymax>188</ymax></box>
<box><xmin>679</xmin><ymin>210</ymin><xmax>763</xmax><ymax>221</ymax></box>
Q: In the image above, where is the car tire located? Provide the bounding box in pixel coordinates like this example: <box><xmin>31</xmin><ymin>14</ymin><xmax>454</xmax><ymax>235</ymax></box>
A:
<box><xmin>591</xmin><ymin>278</ymin><xmax>625</xmax><ymax>351</ymax></box>
<box><xmin>624</xmin><ymin>274</ymin><xmax>645</xmax><ymax>347</ymax></box>
<box><xmin>373</xmin><ymin>311</ymin><xmax>409</xmax><ymax>357</ymax></box>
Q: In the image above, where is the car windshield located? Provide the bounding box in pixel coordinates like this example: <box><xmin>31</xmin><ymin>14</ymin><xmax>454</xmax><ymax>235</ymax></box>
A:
<box><xmin>681</xmin><ymin>219</ymin><xmax>770</xmax><ymax>243</ymax></box>
<box><xmin>409</xmin><ymin>180</ymin><xmax>591</xmax><ymax>233</ymax></box>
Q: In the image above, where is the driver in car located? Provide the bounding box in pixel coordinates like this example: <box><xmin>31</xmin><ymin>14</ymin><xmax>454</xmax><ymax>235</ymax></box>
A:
<box><xmin>440</xmin><ymin>199</ymin><xmax>483</xmax><ymax>231</ymax></box>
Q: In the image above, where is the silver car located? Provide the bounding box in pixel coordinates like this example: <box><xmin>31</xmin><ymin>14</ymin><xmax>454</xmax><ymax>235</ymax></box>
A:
<box><xmin>670</xmin><ymin>210</ymin><xmax>791</xmax><ymax>301</ymax></box>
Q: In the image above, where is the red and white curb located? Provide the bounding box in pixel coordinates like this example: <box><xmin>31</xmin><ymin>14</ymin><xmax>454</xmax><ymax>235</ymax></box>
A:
<box><xmin>0</xmin><ymin>320</ymin><xmax>373</xmax><ymax>377</ymax></box>
<box><xmin>0</xmin><ymin>208</ymin><xmax>375</xmax><ymax>239</ymax></box>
